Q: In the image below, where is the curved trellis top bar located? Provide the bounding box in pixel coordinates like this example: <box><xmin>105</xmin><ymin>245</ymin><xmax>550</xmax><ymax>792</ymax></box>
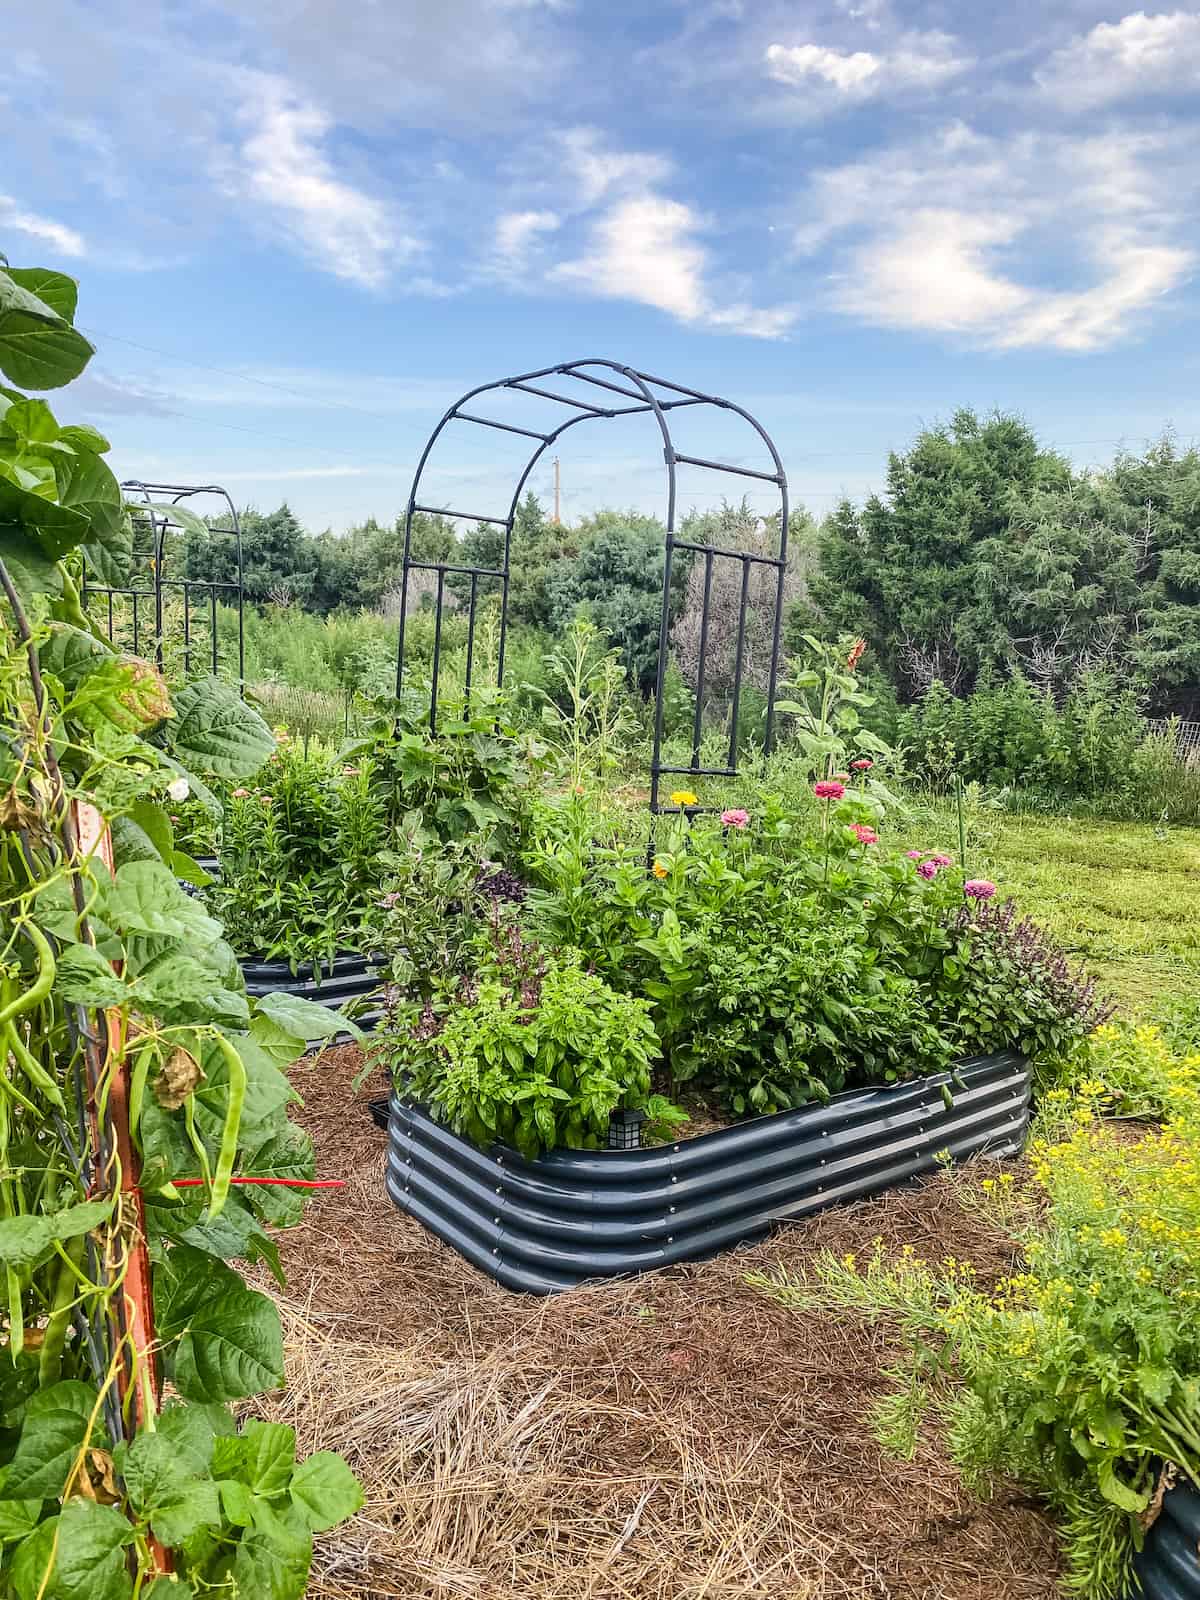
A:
<box><xmin>395</xmin><ymin>359</ymin><xmax>790</xmax><ymax>812</ymax></box>
<box><xmin>83</xmin><ymin>481</ymin><xmax>246</xmax><ymax>687</ymax></box>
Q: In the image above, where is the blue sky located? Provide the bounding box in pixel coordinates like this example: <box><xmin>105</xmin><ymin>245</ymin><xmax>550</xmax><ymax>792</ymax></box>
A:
<box><xmin>6</xmin><ymin>0</ymin><xmax>1200</xmax><ymax>533</ymax></box>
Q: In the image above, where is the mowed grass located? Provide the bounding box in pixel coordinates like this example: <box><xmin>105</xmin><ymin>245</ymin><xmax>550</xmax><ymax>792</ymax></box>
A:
<box><xmin>913</xmin><ymin>807</ymin><xmax>1200</xmax><ymax>1016</ymax></box>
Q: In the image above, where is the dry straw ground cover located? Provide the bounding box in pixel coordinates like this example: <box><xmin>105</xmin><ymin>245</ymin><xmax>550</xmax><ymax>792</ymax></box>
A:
<box><xmin>250</xmin><ymin>1048</ymin><xmax>1060</xmax><ymax>1600</ymax></box>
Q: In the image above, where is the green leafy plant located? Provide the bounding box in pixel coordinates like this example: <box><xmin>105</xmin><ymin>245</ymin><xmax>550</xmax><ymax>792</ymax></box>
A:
<box><xmin>753</xmin><ymin>1058</ymin><xmax>1200</xmax><ymax>1599</ymax></box>
<box><xmin>0</xmin><ymin>255</ymin><xmax>361</xmax><ymax>1596</ymax></box>
<box><xmin>380</xmin><ymin>913</ymin><xmax>676</xmax><ymax>1156</ymax></box>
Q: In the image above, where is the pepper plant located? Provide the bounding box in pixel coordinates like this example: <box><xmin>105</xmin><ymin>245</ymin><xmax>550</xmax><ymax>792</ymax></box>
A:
<box><xmin>0</xmin><ymin>255</ymin><xmax>361</xmax><ymax>1596</ymax></box>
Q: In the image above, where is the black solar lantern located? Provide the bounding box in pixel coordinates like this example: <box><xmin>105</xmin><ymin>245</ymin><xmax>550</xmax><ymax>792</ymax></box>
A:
<box><xmin>607</xmin><ymin>1107</ymin><xmax>646</xmax><ymax>1150</ymax></box>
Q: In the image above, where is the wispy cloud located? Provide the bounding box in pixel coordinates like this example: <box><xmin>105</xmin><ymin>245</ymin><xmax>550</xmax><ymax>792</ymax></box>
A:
<box><xmin>0</xmin><ymin>196</ymin><xmax>86</xmax><ymax>257</ymax></box>
<box><xmin>492</xmin><ymin>209</ymin><xmax>561</xmax><ymax>272</ymax></box>
<box><xmin>216</xmin><ymin>71</ymin><xmax>414</xmax><ymax>288</ymax></box>
<box><xmin>1035</xmin><ymin>10</ymin><xmax>1200</xmax><ymax>110</ymax></box>
<box><xmin>554</xmin><ymin>192</ymin><xmax>796</xmax><ymax>338</ymax></box>
<box><xmin>795</xmin><ymin>122</ymin><xmax>1196</xmax><ymax>351</ymax></box>
<box><xmin>764</xmin><ymin>33</ymin><xmax>970</xmax><ymax>99</ymax></box>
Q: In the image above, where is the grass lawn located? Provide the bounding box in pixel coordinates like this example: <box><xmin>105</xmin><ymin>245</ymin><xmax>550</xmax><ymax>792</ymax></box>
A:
<box><xmin>915</xmin><ymin>807</ymin><xmax>1200</xmax><ymax>1016</ymax></box>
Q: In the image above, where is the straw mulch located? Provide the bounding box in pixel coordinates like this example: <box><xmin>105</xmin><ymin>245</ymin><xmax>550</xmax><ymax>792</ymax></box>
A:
<box><xmin>252</xmin><ymin>1046</ymin><xmax>1060</xmax><ymax>1600</ymax></box>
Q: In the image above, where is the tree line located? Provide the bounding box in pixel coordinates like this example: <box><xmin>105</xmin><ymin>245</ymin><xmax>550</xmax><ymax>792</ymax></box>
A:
<box><xmin>180</xmin><ymin>410</ymin><xmax>1200</xmax><ymax>721</ymax></box>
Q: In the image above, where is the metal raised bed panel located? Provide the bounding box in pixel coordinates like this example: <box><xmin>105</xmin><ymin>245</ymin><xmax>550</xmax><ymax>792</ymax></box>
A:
<box><xmin>1132</xmin><ymin>1481</ymin><xmax>1200</xmax><ymax>1599</ymax></box>
<box><xmin>385</xmin><ymin>1051</ymin><xmax>1031</xmax><ymax>1294</ymax></box>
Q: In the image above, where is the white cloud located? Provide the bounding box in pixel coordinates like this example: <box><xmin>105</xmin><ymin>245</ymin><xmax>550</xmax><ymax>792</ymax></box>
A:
<box><xmin>1036</xmin><ymin>10</ymin><xmax>1200</xmax><ymax>109</ymax></box>
<box><xmin>765</xmin><ymin>31</ymin><xmax>970</xmax><ymax>100</ymax></box>
<box><xmin>493</xmin><ymin>209</ymin><xmax>561</xmax><ymax>267</ymax></box>
<box><xmin>218</xmin><ymin>73</ymin><xmax>413</xmax><ymax>289</ymax></box>
<box><xmin>0</xmin><ymin>196</ymin><xmax>85</xmax><ymax>257</ymax></box>
<box><xmin>559</xmin><ymin>127</ymin><xmax>673</xmax><ymax>206</ymax></box>
<box><xmin>766</xmin><ymin>44</ymin><xmax>881</xmax><ymax>93</ymax></box>
<box><xmin>554</xmin><ymin>193</ymin><xmax>796</xmax><ymax>337</ymax></box>
<box><xmin>796</xmin><ymin>123</ymin><xmax>1196</xmax><ymax>351</ymax></box>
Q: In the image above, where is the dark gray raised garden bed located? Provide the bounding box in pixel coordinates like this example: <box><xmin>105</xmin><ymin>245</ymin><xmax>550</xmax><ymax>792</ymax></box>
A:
<box><xmin>240</xmin><ymin>950</ymin><xmax>384</xmax><ymax>1039</ymax></box>
<box><xmin>1133</xmin><ymin>1480</ymin><xmax>1200</xmax><ymax>1598</ymax></box>
<box><xmin>385</xmin><ymin>1050</ymin><xmax>1031</xmax><ymax>1294</ymax></box>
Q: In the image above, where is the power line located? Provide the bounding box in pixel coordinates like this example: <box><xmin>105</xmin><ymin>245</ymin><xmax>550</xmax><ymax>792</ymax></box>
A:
<box><xmin>81</xmin><ymin>327</ymin><xmax>406</xmax><ymax>422</ymax></box>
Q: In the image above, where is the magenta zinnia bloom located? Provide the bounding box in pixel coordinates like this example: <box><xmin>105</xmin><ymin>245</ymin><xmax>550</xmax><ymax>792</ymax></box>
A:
<box><xmin>917</xmin><ymin>860</ymin><xmax>939</xmax><ymax>880</ymax></box>
<box><xmin>851</xmin><ymin>758</ymin><xmax>873</xmax><ymax>771</ymax></box>
<box><xmin>813</xmin><ymin>780</ymin><xmax>846</xmax><ymax>800</ymax></box>
<box><xmin>906</xmin><ymin>850</ymin><xmax>923</xmax><ymax>860</ymax></box>
<box><xmin>721</xmin><ymin>808</ymin><xmax>749</xmax><ymax>828</ymax></box>
<box><xmin>848</xmin><ymin>823</ymin><xmax>878</xmax><ymax>844</ymax></box>
<box><xmin>929</xmin><ymin>852</ymin><xmax>953</xmax><ymax>867</ymax></box>
<box><xmin>964</xmin><ymin>878</ymin><xmax>997</xmax><ymax>900</ymax></box>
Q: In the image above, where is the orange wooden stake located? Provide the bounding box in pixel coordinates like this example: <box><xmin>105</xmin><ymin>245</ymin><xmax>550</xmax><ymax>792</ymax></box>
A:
<box><xmin>73</xmin><ymin>802</ymin><xmax>173</xmax><ymax>1576</ymax></box>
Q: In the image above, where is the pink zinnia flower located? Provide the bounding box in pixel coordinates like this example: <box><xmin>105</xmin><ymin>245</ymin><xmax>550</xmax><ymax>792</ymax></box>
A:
<box><xmin>813</xmin><ymin>780</ymin><xmax>846</xmax><ymax>801</ymax></box>
<box><xmin>851</xmin><ymin>758</ymin><xmax>873</xmax><ymax>771</ymax></box>
<box><xmin>848</xmin><ymin>823</ymin><xmax>878</xmax><ymax>844</ymax></box>
<box><xmin>721</xmin><ymin>808</ymin><xmax>749</xmax><ymax>828</ymax></box>
<box><xmin>929</xmin><ymin>852</ymin><xmax>953</xmax><ymax>867</ymax></box>
<box><xmin>917</xmin><ymin>860</ymin><xmax>939</xmax><ymax>880</ymax></box>
<box><xmin>260</xmin><ymin>794</ymin><xmax>274</xmax><ymax>806</ymax></box>
<box><xmin>906</xmin><ymin>850</ymin><xmax>923</xmax><ymax>860</ymax></box>
<box><xmin>964</xmin><ymin>878</ymin><xmax>997</xmax><ymax>901</ymax></box>
<box><xmin>232</xmin><ymin>787</ymin><xmax>250</xmax><ymax>799</ymax></box>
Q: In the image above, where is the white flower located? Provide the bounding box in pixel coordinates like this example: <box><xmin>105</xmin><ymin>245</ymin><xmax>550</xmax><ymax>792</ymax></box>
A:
<box><xmin>166</xmin><ymin>777</ymin><xmax>190</xmax><ymax>803</ymax></box>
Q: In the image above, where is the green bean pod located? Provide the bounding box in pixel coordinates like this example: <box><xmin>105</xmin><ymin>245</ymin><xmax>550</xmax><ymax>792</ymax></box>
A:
<box><xmin>39</xmin><ymin>1233</ymin><xmax>86</xmax><ymax>1385</ymax></box>
<box><xmin>209</xmin><ymin>1034</ymin><xmax>247</xmax><ymax>1221</ymax></box>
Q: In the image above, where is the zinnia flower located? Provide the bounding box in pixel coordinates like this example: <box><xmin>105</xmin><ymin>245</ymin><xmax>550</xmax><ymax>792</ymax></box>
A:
<box><xmin>851</xmin><ymin>758</ymin><xmax>873</xmax><ymax>771</ymax></box>
<box><xmin>929</xmin><ymin>852</ymin><xmax>953</xmax><ymax>867</ymax></box>
<box><xmin>260</xmin><ymin>794</ymin><xmax>274</xmax><ymax>806</ymax></box>
<box><xmin>964</xmin><ymin>878</ymin><xmax>997</xmax><ymax>900</ymax></box>
<box><xmin>813</xmin><ymin>780</ymin><xmax>846</xmax><ymax>800</ymax></box>
<box><xmin>917</xmin><ymin>860</ymin><xmax>939</xmax><ymax>880</ymax></box>
<box><xmin>652</xmin><ymin>861</ymin><xmax>669</xmax><ymax>879</ymax></box>
<box><xmin>846</xmin><ymin>639</ymin><xmax>867</xmax><ymax>672</ymax></box>
<box><xmin>232</xmin><ymin>787</ymin><xmax>250</xmax><ymax>799</ymax></box>
<box><xmin>670</xmin><ymin>790</ymin><xmax>698</xmax><ymax>807</ymax></box>
<box><xmin>906</xmin><ymin>850</ymin><xmax>923</xmax><ymax>860</ymax></box>
<box><xmin>721</xmin><ymin>808</ymin><xmax>749</xmax><ymax>828</ymax></box>
<box><xmin>848</xmin><ymin>823</ymin><xmax>878</xmax><ymax>844</ymax></box>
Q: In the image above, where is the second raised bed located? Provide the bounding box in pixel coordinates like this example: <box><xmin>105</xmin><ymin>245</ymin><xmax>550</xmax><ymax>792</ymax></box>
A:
<box><xmin>385</xmin><ymin>1049</ymin><xmax>1031</xmax><ymax>1293</ymax></box>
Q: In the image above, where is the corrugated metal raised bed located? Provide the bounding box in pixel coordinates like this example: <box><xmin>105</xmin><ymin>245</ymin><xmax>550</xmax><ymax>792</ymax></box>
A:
<box><xmin>240</xmin><ymin>950</ymin><xmax>384</xmax><ymax>1039</ymax></box>
<box><xmin>1133</xmin><ymin>1480</ymin><xmax>1200</xmax><ymax>1599</ymax></box>
<box><xmin>385</xmin><ymin>1049</ymin><xmax>1031</xmax><ymax>1293</ymax></box>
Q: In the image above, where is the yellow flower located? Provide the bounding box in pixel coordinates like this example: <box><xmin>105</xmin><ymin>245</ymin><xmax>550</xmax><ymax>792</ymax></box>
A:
<box><xmin>1000</xmin><ymin>1174</ymin><xmax>1015</xmax><ymax>1186</ymax></box>
<box><xmin>842</xmin><ymin>1252</ymin><xmax>857</xmax><ymax>1270</ymax></box>
<box><xmin>980</xmin><ymin>1179</ymin><xmax>995</xmax><ymax>1192</ymax></box>
<box><xmin>652</xmin><ymin>861</ymin><xmax>669</xmax><ymax>879</ymax></box>
<box><xmin>670</xmin><ymin>790</ymin><xmax>698</xmax><ymax>807</ymax></box>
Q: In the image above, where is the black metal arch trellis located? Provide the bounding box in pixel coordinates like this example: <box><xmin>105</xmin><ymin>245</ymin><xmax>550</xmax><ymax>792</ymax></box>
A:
<box><xmin>395</xmin><ymin>359</ymin><xmax>790</xmax><ymax>812</ymax></box>
<box><xmin>82</xmin><ymin>482</ymin><xmax>246</xmax><ymax>686</ymax></box>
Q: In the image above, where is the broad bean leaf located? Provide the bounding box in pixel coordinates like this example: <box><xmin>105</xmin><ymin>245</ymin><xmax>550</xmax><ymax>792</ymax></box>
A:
<box><xmin>0</xmin><ymin>526</ymin><xmax>64</xmax><ymax>599</ymax></box>
<box><xmin>161</xmin><ymin>679</ymin><xmax>275</xmax><ymax>780</ymax></box>
<box><xmin>0</xmin><ymin>271</ymin><xmax>94</xmax><ymax>390</ymax></box>
<box><xmin>254</xmin><ymin>990</ymin><xmax>363</xmax><ymax>1045</ymax></box>
<box><xmin>0</xmin><ymin>1470</ymin><xmax>40</xmax><ymax>1544</ymax></box>
<box><xmin>0</xmin><ymin>1201</ymin><xmax>111</xmax><ymax>1271</ymax></box>
<box><xmin>239</xmin><ymin>1419</ymin><xmax>295</xmax><ymax>1495</ymax></box>
<box><xmin>3</xmin><ymin>268</ymin><xmax>78</xmax><ymax>322</ymax></box>
<box><xmin>102</xmin><ymin>860</ymin><xmax>223</xmax><ymax>943</ymax></box>
<box><xmin>4</xmin><ymin>1380</ymin><xmax>104</xmax><ymax>1499</ymax></box>
<box><xmin>50</xmin><ymin>1498</ymin><xmax>135</xmax><ymax>1600</ymax></box>
<box><xmin>172</xmin><ymin>1284</ymin><xmax>285</xmax><ymax>1402</ymax></box>
<box><xmin>290</xmin><ymin>1450</ymin><xmax>364</xmax><ymax>1532</ymax></box>
<box><xmin>54</xmin><ymin>941</ymin><xmax>128</xmax><ymax>1009</ymax></box>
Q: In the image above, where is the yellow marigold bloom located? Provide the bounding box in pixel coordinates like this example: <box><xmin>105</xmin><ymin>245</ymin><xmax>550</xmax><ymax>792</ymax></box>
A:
<box><xmin>670</xmin><ymin>790</ymin><xmax>698</xmax><ymax>806</ymax></box>
<box><xmin>652</xmin><ymin>860</ymin><xmax>669</xmax><ymax>879</ymax></box>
